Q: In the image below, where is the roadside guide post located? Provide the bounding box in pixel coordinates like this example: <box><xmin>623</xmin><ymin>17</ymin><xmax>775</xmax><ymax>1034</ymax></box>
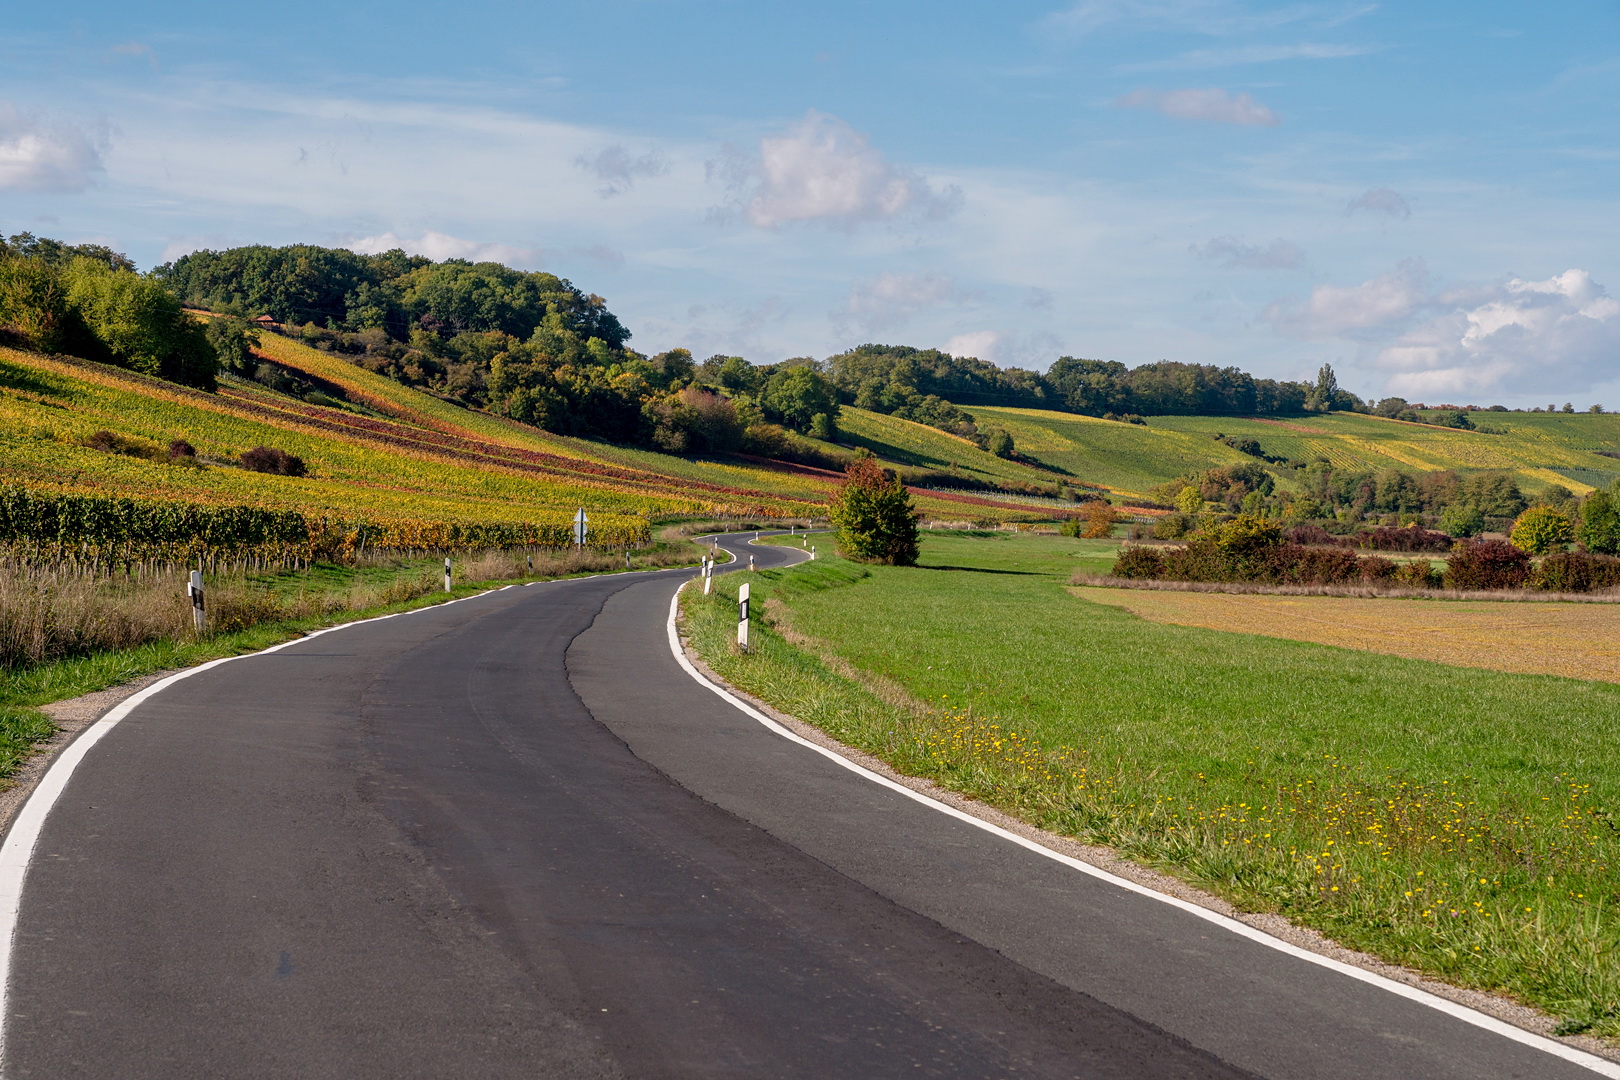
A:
<box><xmin>749</xmin><ymin>554</ymin><xmax>755</xmax><ymax>571</ymax></box>
<box><xmin>188</xmin><ymin>571</ymin><xmax>205</xmax><ymax>633</ymax></box>
<box><xmin>737</xmin><ymin>582</ymin><xmax>750</xmax><ymax>651</ymax></box>
<box><xmin>444</xmin><ymin>557</ymin><xmax>452</xmax><ymax>592</ymax></box>
<box><xmin>703</xmin><ymin>556</ymin><xmax>713</xmax><ymax>594</ymax></box>
<box><xmin>573</xmin><ymin>508</ymin><xmax>589</xmax><ymax>551</ymax></box>
<box><xmin>811</xmin><ymin>545</ymin><xmax>817</xmax><ymax>560</ymax></box>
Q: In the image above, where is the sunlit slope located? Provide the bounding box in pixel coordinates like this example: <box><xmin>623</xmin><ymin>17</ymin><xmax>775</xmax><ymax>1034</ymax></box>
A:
<box><xmin>966</xmin><ymin>406</ymin><xmax>1258</xmax><ymax>497</ymax></box>
<box><xmin>836</xmin><ymin>408</ymin><xmax>1064</xmax><ymax>486</ymax></box>
<box><xmin>0</xmin><ymin>347</ymin><xmax>818</xmax><ymax>521</ymax></box>
<box><xmin>1146</xmin><ymin>412</ymin><xmax>1620</xmax><ymax>494</ymax></box>
<box><xmin>253</xmin><ymin>332</ymin><xmax>1056</xmax><ymax>520</ymax></box>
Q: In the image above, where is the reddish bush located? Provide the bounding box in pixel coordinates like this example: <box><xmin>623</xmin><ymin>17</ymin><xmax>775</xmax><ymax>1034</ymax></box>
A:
<box><xmin>1532</xmin><ymin>550</ymin><xmax>1620</xmax><ymax>593</ymax></box>
<box><xmin>1283</xmin><ymin>523</ymin><xmax>1348</xmax><ymax>547</ymax></box>
<box><xmin>1159</xmin><ymin>539</ymin><xmax>1230</xmax><ymax>582</ymax></box>
<box><xmin>1355</xmin><ymin>525</ymin><xmax>1454</xmax><ymax>553</ymax></box>
<box><xmin>1358</xmin><ymin>555</ymin><xmax>1397</xmax><ymax>582</ymax></box>
<box><xmin>1444</xmin><ymin>539</ymin><xmax>1530</xmax><ymax>590</ymax></box>
<box><xmin>239</xmin><ymin>446</ymin><xmax>307</xmax><ymax>477</ymax></box>
<box><xmin>1111</xmin><ymin>545</ymin><xmax>1166</xmax><ymax>579</ymax></box>
<box><xmin>1393</xmin><ymin>559</ymin><xmax>1439</xmax><ymax>588</ymax></box>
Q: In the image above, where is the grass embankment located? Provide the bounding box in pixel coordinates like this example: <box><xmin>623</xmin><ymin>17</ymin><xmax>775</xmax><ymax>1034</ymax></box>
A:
<box><xmin>0</xmin><ymin>540</ymin><xmax>710</xmax><ymax>783</ymax></box>
<box><xmin>685</xmin><ymin>531</ymin><xmax>1620</xmax><ymax>1037</ymax></box>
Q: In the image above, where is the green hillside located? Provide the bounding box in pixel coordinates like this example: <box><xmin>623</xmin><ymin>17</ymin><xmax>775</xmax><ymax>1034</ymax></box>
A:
<box><xmin>963</xmin><ymin>405</ymin><xmax>1620</xmax><ymax>499</ymax></box>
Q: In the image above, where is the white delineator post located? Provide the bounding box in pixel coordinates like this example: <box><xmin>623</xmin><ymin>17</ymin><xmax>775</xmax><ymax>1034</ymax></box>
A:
<box><xmin>444</xmin><ymin>557</ymin><xmax>453</xmax><ymax>592</ymax></box>
<box><xmin>187</xmin><ymin>571</ymin><xmax>205</xmax><ymax>633</ymax></box>
<box><xmin>574</xmin><ymin>508</ymin><xmax>589</xmax><ymax>551</ymax></box>
<box><xmin>737</xmin><ymin>581</ymin><xmax>750</xmax><ymax>651</ymax></box>
<box><xmin>811</xmin><ymin>545</ymin><xmax>817</xmax><ymax>560</ymax></box>
<box><xmin>749</xmin><ymin>554</ymin><xmax>755</xmax><ymax>571</ymax></box>
<box><xmin>703</xmin><ymin>556</ymin><xmax>713</xmax><ymax>595</ymax></box>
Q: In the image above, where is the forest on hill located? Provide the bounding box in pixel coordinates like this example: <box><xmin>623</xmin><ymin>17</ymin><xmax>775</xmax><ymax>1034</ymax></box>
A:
<box><xmin>0</xmin><ymin>236</ymin><xmax>1589</xmax><ymax>502</ymax></box>
<box><xmin>11</xmin><ymin>239</ymin><xmax>1382</xmax><ymax>448</ymax></box>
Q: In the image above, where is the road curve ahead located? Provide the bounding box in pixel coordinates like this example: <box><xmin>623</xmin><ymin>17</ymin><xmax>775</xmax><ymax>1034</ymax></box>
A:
<box><xmin>4</xmin><ymin>533</ymin><xmax>1609</xmax><ymax>1078</ymax></box>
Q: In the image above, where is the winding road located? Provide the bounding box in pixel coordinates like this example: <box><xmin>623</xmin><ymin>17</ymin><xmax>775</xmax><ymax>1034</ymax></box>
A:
<box><xmin>1</xmin><ymin>533</ymin><xmax>1611</xmax><ymax>1078</ymax></box>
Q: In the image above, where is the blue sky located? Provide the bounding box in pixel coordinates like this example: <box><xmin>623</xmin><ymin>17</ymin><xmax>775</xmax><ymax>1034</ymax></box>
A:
<box><xmin>2</xmin><ymin>1</ymin><xmax>1617</xmax><ymax>406</ymax></box>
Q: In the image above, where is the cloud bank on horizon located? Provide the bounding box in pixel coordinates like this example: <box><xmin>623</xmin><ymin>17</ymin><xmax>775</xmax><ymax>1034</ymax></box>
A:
<box><xmin>1</xmin><ymin>0</ymin><xmax>1616</xmax><ymax>406</ymax></box>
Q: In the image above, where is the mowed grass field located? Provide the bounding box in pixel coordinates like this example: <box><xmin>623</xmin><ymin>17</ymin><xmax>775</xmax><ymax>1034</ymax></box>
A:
<box><xmin>967</xmin><ymin>405</ymin><xmax>1620</xmax><ymax>499</ymax></box>
<box><xmin>1072</xmin><ymin>588</ymin><xmax>1620</xmax><ymax>684</ymax></box>
<box><xmin>685</xmin><ymin>531</ymin><xmax>1620</xmax><ymax>1035</ymax></box>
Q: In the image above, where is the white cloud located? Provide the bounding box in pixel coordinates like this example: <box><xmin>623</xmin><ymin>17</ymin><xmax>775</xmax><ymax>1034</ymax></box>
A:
<box><xmin>1118</xmin><ymin>42</ymin><xmax>1373</xmax><ymax>72</ymax></box>
<box><xmin>941</xmin><ymin>328</ymin><xmax>1063</xmax><ymax>368</ymax></box>
<box><xmin>1116</xmin><ymin>88</ymin><xmax>1280</xmax><ymax>126</ymax></box>
<box><xmin>1194</xmin><ymin>235</ymin><xmax>1305</xmax><ymax>269</ymax></box>
<box><xmin>1264</xmin><ymin>258</ymin><xmax>1429</xmax><ymax>338</ymax></box>
<box><xmin>711</xmin><ymin>109</ymin><xmax>961</xmax><ymax>229</ymax></box>
<box><xmin>0</xmin><ymin>103</ymin><xmax>107</xmax><ymax>193</ymax></box>
<box><xmin>349</xmin><ymin>229</ymin><xmax>541</xmax><ymax>268</ymax></box>
<box><xmin>1346</xmin><ymin>187</ymin><xmax>1410</xmax><ymax>218</ymax></box>
<box><xmin>574</xmin><ymin>144</ymin><xmax>670</xmax><ymax>198</ymax></box>
<box><xmin>1378</xmin><ymin>269</ymin><xmax>1620</xmax><ymax>396</ymax></box>
<box><xmin>841</xmin><ymin>272</ymin><xmax>975</xmax><ymax>334</ymax></box>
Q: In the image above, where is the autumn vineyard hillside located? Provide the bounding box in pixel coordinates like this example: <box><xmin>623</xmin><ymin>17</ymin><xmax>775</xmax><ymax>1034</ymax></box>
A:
<box><xmin>0</xmin><ymin>331</ymin><xmax>1086</xmax><ymax>569</ymax></box>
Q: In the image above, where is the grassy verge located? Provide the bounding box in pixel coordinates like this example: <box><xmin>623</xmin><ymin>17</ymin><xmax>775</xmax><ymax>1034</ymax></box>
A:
<box><xmin>685</xmin><ymin>530</ymin><xmax>1620</xmax><ymax>1037</ymax></box>
<box><xmin>0</xmin><ymin>542</ymin><xmax>707</xmax><ymax>781</ymax></box>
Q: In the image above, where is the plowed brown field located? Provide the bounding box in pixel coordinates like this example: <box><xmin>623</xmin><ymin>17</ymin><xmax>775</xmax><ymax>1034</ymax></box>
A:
<box><xmin>1069</xmin><ymin>586</ymin><xmax>1620</xmax><ymax>683</ymax></box>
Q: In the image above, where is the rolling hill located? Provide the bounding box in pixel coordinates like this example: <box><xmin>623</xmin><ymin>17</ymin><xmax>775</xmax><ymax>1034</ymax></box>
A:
<box><xmin>963</xmin><ymin>406</ymin><xmax>1620</xmax><ymax>500</ymax></box>
<box><xmin>0</xmin><ymin>336</ymin><xmax>1066</xmax><ymax>533</ymax></box>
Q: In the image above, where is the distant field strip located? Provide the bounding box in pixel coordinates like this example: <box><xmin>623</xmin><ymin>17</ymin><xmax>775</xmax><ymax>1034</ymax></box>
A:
<box><xmin>1071</xmin><ymin>587</ymin><xmax>1620</xmax><ymax>683</ymax></box>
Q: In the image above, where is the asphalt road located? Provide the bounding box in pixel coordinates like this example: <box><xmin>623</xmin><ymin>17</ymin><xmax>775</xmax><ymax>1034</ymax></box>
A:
<box><xmin>4</xmin><ymin>533</ymin><xmax>1608</xmax><ymax>1078</ymax></box>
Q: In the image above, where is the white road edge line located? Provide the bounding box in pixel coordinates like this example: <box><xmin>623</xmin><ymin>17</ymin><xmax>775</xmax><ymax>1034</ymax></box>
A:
<box><xmin>664</xmin><ymin>566</ymin><xmax>1620</xmax><ymax>1078</ymax></box>
<box><xmin>0</xmin><ymin>560</ymin><xmax>687</xmax><ymax>1074</ymax></box>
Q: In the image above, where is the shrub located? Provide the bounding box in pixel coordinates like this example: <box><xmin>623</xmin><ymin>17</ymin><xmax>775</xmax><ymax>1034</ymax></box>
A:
<box><xmin>1354</xmin><ymin>525</ymin><xmax>1455</xmax><ymax>553</ymax></box>
<box><xmin>1152</xmin><ymin>513</ymin><xmax>1194</xmax><ymax>540</ymax></box>
<box><xmin>1079</xmin><ymin>499</ymin><xmax>1119</xmax><ymax>539</ymax></box>
<box><xmin>1438</xmin><ymin>503</ymin><xmax>1486</xmax><ymax>538</ymax></box>
<box><xmin>1392</xmin><ymin>559</ymin><xmax>1440</xmax><ymax>589</ymax></box>
<box><xmin>1159</xmin><ymin>539</ymin><xmax>1228</xmax><ymax>582</ymax></box>
<box><xmin>239</xmin><ymin>446</ymin><xmax>307</xmax><ymax>477</ymax></box>
<box><xmin>1532</xmin><ymin>551</ymin><xmax>1620</xmax><ymax>593</ymax></box>
<box><xmin>1510</xmin><ymin>506</ymin><xmax>1575</xmax><ymax>555</ymax></box>
<box><xmin>1111</xmin><ymin>545</ymin><xmax>1166</xmax><ymax>579</ymax></box>
<box><xmin>167</xmin><ymin>438</ymin><xmax>196</xmax><ymax>460</ymax></box>
<box><xmin>1444</xmin><ymin>539</ymin><xmax>1531</xmax><ymax>590</ymax></box>
<box><xmin>1358</xmin><ymin>555</ymin><xmax>1397</xmax><ymax>582</ymax></box>
<box><xmin>1578</xmin><ymin>491</ymin><xmax>1620</xmax><ymax>555</ymax></box>
<box><xmin>1278</xmin><ymin>545</ymin><xmax>1364</xmax><ymax>585</ymax></box>
<box><xmin>1210</xmin><ymin>513</ymin><xmax>1282</xmax><ymax>556</ymax></box>
<box><xmin>828</xmin><ymin>453</ymin><xmax>920</xmax><ymax>565</ymax></box>
<box><xmin>1283</xmin><ymin>523</ymin><xmax>1345</xmax><ymax>547</ymax></box>
<box><xmin>82</xmin><ymin>429</ymin><xmax>162</xmax><ymax>460</ymax></box>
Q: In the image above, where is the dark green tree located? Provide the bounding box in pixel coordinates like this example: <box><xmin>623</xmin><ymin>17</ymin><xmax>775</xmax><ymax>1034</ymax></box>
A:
<box><xmin>828</xmin><ymin>453</ymin><xmax>920</xmax><ymax>566</ymax></box>
<box><xmin>62</xmin><ymin>259</ymin><xmax>217</xmax><ymax>389</ymax></box>
<box><xmin>1578</xmin><ymin>490</ymin><xmax>1620</xmax><ymax>554</ymax></box>
<box><xmin>1306</xmin><ymin>364</ymin><xmax>1339</xmax><ymax>412</ymax></box>
<box><xmin>204</xmin><ymin>316</ymin><xmax>261</xmax><ymax>376</ymax></box>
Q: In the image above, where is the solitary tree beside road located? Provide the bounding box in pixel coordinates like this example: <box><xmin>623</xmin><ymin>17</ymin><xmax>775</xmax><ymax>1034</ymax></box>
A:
<box><xmin>828</xmin><ymin>452</ymin><xmax>920</xmax><ymax>566</ymax></box>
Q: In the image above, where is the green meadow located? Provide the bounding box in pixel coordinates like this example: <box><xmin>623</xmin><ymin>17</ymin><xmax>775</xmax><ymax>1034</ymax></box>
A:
<box><xmin>686</xmin><ymin>531</ymin><xmax>1620</xmax><ymax>1035</ymax></box>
